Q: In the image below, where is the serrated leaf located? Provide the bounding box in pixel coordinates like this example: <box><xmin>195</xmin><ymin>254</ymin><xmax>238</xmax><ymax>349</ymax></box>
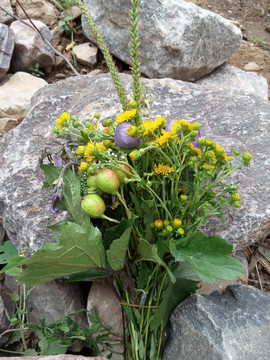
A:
<box><xmin>38</xmin><ymin>333</ymin><xmax>67</xmax><ymax>355</ymax></box>
<box><xmin>23</xmin><ymin>349</ymin><xmax>38</xmax><ymax>356</ymax></box>
<box><xmin>106</xmin><ymin>226</ymin><xmax>132</xmax><ymax>270</ymax></box>
<box><xmin>18</xmin><ymin>221</ymin><xmax>105</xmax><ymax>286</ymax></box>
<box><xmin>0</xmin><ymin>241</ymin><xmax>18</xmax><ymax>264</ymax></box>
<box><xmin>61</xmin><ymin>168</ymin><xmax>85</xmax><ymax>224</ymax></box>
<box><xmin>169</xmin><ymin>234</ymin><xmax>243</xmax><ymax>282</ymax></box>
<box><xmin>150</xmin><ymin>278</ymin><xmax>199</xmax><ymax>331</ymax></box>
<box><xmin>138</xmin><ymin>239</ymin><xmax>176</xmax><ymax>283</ymax></box>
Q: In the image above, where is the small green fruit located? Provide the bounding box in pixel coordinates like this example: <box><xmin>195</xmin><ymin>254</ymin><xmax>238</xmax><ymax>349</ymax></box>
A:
<box><xmin>115</xmin><ymin>164</ymin><xmax>132</xmax><ymax>184</ymax></box>
<box><xmin>81</xmin><ymin>194</ymin><xmax>105</xmax><ymax>218</ymax></box>
<box><xmin>96</xmin><ymin>169</ymin><xmax>120</xmax><ymax>194</ymax></box>
<box><xmin>87</xmin><ymin>175</ymin><xmax>98</xmax><ymax>188</ymax></box>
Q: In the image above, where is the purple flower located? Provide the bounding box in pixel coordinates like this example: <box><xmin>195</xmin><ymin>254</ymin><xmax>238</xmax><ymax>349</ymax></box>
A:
<box><xmin>54</xmin><ymin>157</ymin><xmax>63</xmax><ymax>167</ymax></box>
<box><xmin>165</xmin><ymin>120</ymin><xmax>201</xmax><ymax>148</ymax></box>
<box><xmin>114</xmin><ymin>122</ymin><xmax>141</xmax><ymax>148</ymax></box>
<box><xmin>49</xmin><ymin>193</ymin><xmax>60</xmax><ymax>214</ymax></box>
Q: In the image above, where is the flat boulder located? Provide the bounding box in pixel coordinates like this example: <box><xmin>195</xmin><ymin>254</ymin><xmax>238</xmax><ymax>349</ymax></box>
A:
<box><xmin>0</xmin><ymin>74</ymin><xmax>269</xmax><ymax>253</ymax></box>
<box><xmin>163</xmin><ymin>285</ymin><xmax>270</xmax><ymax>360</ymax></box>
<box><xmin>82</xmin><ymin>0</ymin><xmax>242</xmax><ymax>81</ymax></box>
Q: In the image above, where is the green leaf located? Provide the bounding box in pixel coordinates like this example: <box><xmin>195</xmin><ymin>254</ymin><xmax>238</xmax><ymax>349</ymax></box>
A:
<box><xmin>106</xmin><ymin>225</ymin><xmax>133</xmax><ymax>270</ymax></box>
<box><xmin>0</xmin><ymin>241</ymin><xmax>18</xmax><ymax>264</ymax></box>
<box><xmin>23</xmin><ymin>349</ymin><xmax>38</xmax><ymax>356</ymax></box>
<box><xmin>69</xmin><ymin>268</ymin><xmax>111</xmax><ymax>281</ymax></box>
<box><xmin>18</xmin><ymin>221</ymin><xmax>105</xmax><ymax>286</ymax></box>
<box><xmin>49</xmin><ymin>219</ymin><xmax>71</xmax><ymax>242</ymax></box>
<box><xmin>150</xmin><ymin>278</ymin><xmax>199</xmax><ymax>331</ymax></box>
<box><xmin>103</xmin><ymin>218</ymin><xmax>135</xmax><ymax>250</ymax></box>
<box><xmin>62</xmin><ymin>168</ymin><xmax>85</xmax><ymax>224</ymax></box>
<box><xmin>169</xmin><ymin>234</ymin><xmax>243</xmax><ymax>282</ymax></box>
<box><xmin>38</xmin><ymin>333</ymin><xmax>67</xmax><ymax>355</ymax></box>
<box><xmin>0</xmin><ymin>256</ymin><xmax>24</xmax><ymax>275</ymax></box>
<box><xmin>138</xmin><ymin>239</ymin><xmax>176</xmax><ymax>283</ymax></box>
<box><xmin>40</xmin><ymin>164</ymin><xmax>62</xmax><ymax>187</ymax></box>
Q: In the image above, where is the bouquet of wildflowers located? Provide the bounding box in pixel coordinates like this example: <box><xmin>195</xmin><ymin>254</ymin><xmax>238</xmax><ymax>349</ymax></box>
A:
<box><xmin>4</xmin><ymin>1</ymin><xmax>252</xmax><ymax>359</ymax></box>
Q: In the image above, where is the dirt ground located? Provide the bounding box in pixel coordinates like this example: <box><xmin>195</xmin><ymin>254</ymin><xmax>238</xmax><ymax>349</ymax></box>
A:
<box><xmin>189</xmin><ymin>0</ymin><xmax>270</xmax><ymax>98</ymax></box>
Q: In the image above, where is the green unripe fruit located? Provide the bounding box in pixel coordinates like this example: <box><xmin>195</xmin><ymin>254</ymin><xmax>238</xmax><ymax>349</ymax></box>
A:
<box><xmin>96</xmin><ymin>169</ymin><xmax>120</xmax><ymax>194</ymax></box>
<box><xmin>102</xmin><ymin>118</ymin><xmax>113</xmax><ymax>127</ymax></box>
<box><xmin>87</xmin><ymin>175</ymin><xmax>98</xmax><ymax>188</ymax></box>
<box><xmin>81</xmin><ymin>194</ymin><xmax>106</xmax><ymax>218</ymax></box>
<box><xmin>94</xmin><ymin>112</ymin><xmax>100</xmax><ymax>119</ymax></box>
<box><xmin>114</xmin><ymin>164</ymin><xmax>132</xmax><ymax>184</ymax></box>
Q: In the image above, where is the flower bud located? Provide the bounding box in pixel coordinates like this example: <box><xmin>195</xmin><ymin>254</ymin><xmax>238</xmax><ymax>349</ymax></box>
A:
<box><xmin>154</xmin><ymin>220</ymin><xmax>163</xmax><ymax>228</ymax></box>
<box><xmin>102</xmin><ymin>118</ymin><xmax>113</xmax><ymax>127</ymax></box>
<box><xmin>53</xmin><ymin>126</ymin><xmax>60</xmax><ymax>134</ymax></box>
<box><xmin>242</xmin><ymin>152</ymin><xmax>252</xmax><ymax>166</ymax></box>
<box><xmin>128</xmin><ymin>99</ymin><xmax>137</xmax><ymax>109</ymax></box>
<box><xmin>94</xmin><ymin>112</ymin><xmax>100</xmax><ymax>119</ymax></box>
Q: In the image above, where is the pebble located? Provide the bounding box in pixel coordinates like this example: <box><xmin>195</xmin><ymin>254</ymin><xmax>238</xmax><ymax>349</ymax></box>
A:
<box><xmin>244</xmin><ymin>61</ymin><xmax>261</xmax><ymax>71</ymax></box>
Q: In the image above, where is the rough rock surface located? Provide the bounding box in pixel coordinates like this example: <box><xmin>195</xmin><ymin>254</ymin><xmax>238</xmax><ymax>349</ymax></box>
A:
<box><xmin>0</xmin><ymin>117</ymin><xmax>19</xmax><ymax>135</ymax></box>
<box><xmin>0</xmin><ymin>0</ymin><xmax>13</xmax><ymax>24</ymax></box>
<box><xmin>82</xmin><ymin>0</ymin><xmax>242</xmax><ymax>81</ymax></box>
<box><xmin>163</xmin><ymin>285</ymin><xmax>270</xmax><ymax>360</ymax></box>
<box><xmin>15</xmin><ymin>0</ymin><xmax>58</xmax><ymax>26</ymax></box>
<box><xmin>0</xmin><ymin>24</ymin><xmax>14</xmax><ymax>80</ymax></box>
<box><xmin>87</xmin><ymin>280</ymin><xmax>123</xmax><ymax>359</ymax></box>
<box><xmin>0</xmin><ymin>72</ymin><xmax>47</xmax><ymax>121</ymax></box>
<box><xmin>0</xmin><ymin>74</ymin><xmax>269</xmax><ymax>253</ymax></box>
<box><xmin>196</xmin><ymin>63</ymin><xmax>269</xmax><ymax>100</ymax></box>
<box><xmin>10</xmin><ymin>19</ymin><xmax>54</xmax><ymax>73</ymax></box>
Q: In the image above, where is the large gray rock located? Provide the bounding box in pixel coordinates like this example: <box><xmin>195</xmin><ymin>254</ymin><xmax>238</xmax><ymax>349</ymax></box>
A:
<box><xmin>196</xmin><ymin>63</ymin><xmax>269</xmax><ymax>100</ymax></box>
<box><xmin>163</xmin><ymin>285</ymin><xmax>270</xmax><ymax>360</ymax></box>
<box><xmin>81</xmin><ymin>0</ymin><xmax>242</xmax><ymax>81</ymax></box>
<box><xmin>0</xmin><ymin>24</ymin><xmax>14</xmax><ymax>79</ymax></box>
<box><xmin>0</xmin><ymin>74</ymin><xmax>269</xmax><ymax>253</ymax></box>
<box><xmin>0</xmin><ymin>0</ymin><xmax>13</xmax><ymax>24</ymax></box>
<box><xmin>10</xmin><ymin>19</ymin><xmax>54</xmax><ymax>72</ymax></box>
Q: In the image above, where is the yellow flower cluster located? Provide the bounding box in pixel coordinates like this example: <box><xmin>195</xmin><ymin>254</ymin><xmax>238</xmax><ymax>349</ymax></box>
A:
<box><xmin>116</xmin><ymin>109</ymin><xmax>137</xmax><ymax>124</ymax></box>
<box><xmin>142</xmin><ymin>116</ymin><xmax>165</xmax><ymax>135</ymax></box>
<box><xmin>155</xmin><ymin>130</ymin><xmax>177</xmax><ymax>146</ymax></box>
<box><xmin>55</xmin><ymin>112</ymin><xmax>70</xmax><ymax>129</ymax></box>
<box><xmin>152</xmin><ymin>219</ymin><xmax>185</xmax><ymax>236</ymax></box>
<box><xmin>153</xmin><ymin>163</ymin><xmax>175</xmax><ymax>175</ymax></box>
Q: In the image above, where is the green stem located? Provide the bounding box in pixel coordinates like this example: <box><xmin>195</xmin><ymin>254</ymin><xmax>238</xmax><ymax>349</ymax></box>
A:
<box><xmin>74</xmin><ymin>0</ymin><xmax>128</xmax><ymax>110</ymax></box>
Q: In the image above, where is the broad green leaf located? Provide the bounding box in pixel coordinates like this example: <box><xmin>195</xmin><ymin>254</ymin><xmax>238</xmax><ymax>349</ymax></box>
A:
<box><xmin>0</xmin><ymin>256</ymin><xmax>25</xmax><ymax>275</ymax></box>
<box><xmin>106</xmin><ymin>226</ymin><xmax>133</xmax><ymax>270</ymax></box>
<box><xmin>169</xmin><ymin>235</ymin><xmax>243</xmax><ymax>282</ymax></box>
<box><xmin>0</xmin><ymin>240</ymin><xmax>18</xmax><ymax>264</ymax></box>
<box><xmin>62</xmin><ymin>168</ymin><xmax>85</xmax><ymax>224</ymax></box>
<box><xmin>150</xmin><ymin>278</ymin><xmax>199</xmax><ymax>331</ymax></box>
<box><xmin>38</xmin><ymin>333</ymin><xmax>67</xmax><ymax>355</ymax></box>
<box><xmin>49</xmin><ymin>219</ymin><xmax>71</xmax><ymax>242</ymax></box>
<box><xmin>103</xmin><ymin>218</ymin><xmax>135</xmax><ymax>250</ymax></box>
<box><xmin>18</xmin><ymin>221</ymin><xmax>105</xmax><ymax>286</ymax></box>
<box><xmin>23</xmin><ymin>349</ymin><xmax>38</xmax><ymax>356</ymax></box>
<box><xmin>138</xmin><ymin>239</ymin><xmax>176</xmax><ymax>283</ymax></box>
<box><xmin>69</xmin><ymin>268</ymin><xmax>111</xmax><ymax>281</ymax></box>
<box><xmin>40</xmin><ymin>164</ymin><xmax>62</xmax><ymax>187</ymax></box>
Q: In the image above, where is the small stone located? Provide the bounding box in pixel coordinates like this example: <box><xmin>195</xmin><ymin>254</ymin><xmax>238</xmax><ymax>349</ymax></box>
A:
<box><xmin>51</xmin><ymin>25</ymin><xmax>63</xmax><ymax>47</ymax></box>
<box><xmin>15</xmin><ymin>0</ymin><xmax>58</xmax><ymax>26</ymax></box>
<box><xmin>87</xmin><ymin>280</ymin><xmax>124</xmax><ymax>360</ymax></box>
<box><xmin>54</xmin><ymin>73</ymin><xmax>66</xmax><ymax>79</ymax></box>
<box><xmin>244</xmin><ymin>61</ymin><xmax>261</xmax><ymax>71</ymax></box>
<box><xmin>53</xmin><ymin>56</ymin><xmax>66</xmax><ymax>68</ymax></box>
<box><xmin>73</xmin><ymin>43</ymin><xmax>98</xmax><ymax>67</ymax></box>
<box><xmin>65</xmin><ymin>5</ymin><xmax>82</xmax><ymax>20</ymax></box>
<box><xmin>80</xmin><ymin>68</ymin><xmax>88</xmax><ymax>74</ymax></box>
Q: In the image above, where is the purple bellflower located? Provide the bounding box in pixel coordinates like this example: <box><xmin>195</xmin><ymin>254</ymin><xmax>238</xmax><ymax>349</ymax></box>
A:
<box><xmin>114</xmin><ymin>122</ymin><xmax>141</xmax><ymax>148</ymax></box>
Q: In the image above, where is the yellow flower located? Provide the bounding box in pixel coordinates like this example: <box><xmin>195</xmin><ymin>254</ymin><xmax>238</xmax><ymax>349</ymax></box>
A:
<box><xmin>171</xmin><ymin>120</ymin><xmax>194</xmax><ymax>134</ymax></box>
<box><xmin>222</xmin><ymin>153</ymin><xmax>233</xmax><ymax>161</ymax></box>
<box><xmin>77</xmin><ymin>146</ymin><xmax>85</xmax><ymax>155</ymax></box>
<box><xmin>156</xmin><ymin>129</ymin><xmax>177</xmax><ymax>146</ymax></box>
<box><xmin>126</xmin><ymin>125</ymin><xmax>138</xmax><ymax>137</ymax></box>
<box><xmin>154</xmin><ymin>164</ymin><xmax>175</xmax><ymax>175</ymax></box>
<box><xmin>84</xmin><ymin>142</ymin><xmax>95</xmax><ymax>163</ymax></box>
<box><xmin>96</xmin><ymin>143</ymin><xmax>107</xmax><ymax>152</ymax></box>
<box><xmin>214</xmin><ymin>143</ymin><xmax>224</xmax><ymax>155</ymax></box>
<box><xmin>173</xmin><ymin>218</ymin><xmax>182</xmax><ymax>227</ymax></box>
<box><xmin>232</xmin><ymin>192</ymin><xmax>241</xmax><ymax>201</ymax></box>
<box><xmin>142</xmin><ymin>116</ymin><xmax>165</xmax><ymax>135</ymax></box>
<box><xmin>78</xmin><ymin>162</ymin><xmax>88</xmax><ymax>172</ymax></box>
<box><xmin>154</xmin><ymin>219</ymin><xmax>163</xmax><ymax>228</ymax></box>
<box><xmin>177</xmin><ymin>228</ymin><xmax>185</xmax><ymax>235</ymax></box>
<box><xmin>190</xmin><ymin>143</ymin><xmax>202</xmax><ymax>158</ymax></box>
<box><xmin>129</xmin><ymin>150</ymin><xmax>140</xmax><ymax>161</ymax></box>
<box><xmin>164</xmin><ymin>220</ymin><xmax>170</xmax><ymax>226</ymax></box>
<box><xmin>55</xmin><ymin>112</ymin><xmax>70</xmax><ymax>129</ymax></box>
<box><xmin>116</xmin><ymin>109</ymin><xmax>137</xmax><ymax>124</ymax></box>
<box><xmin>180</xmin><ymin>195</ymin><xmax>188</xmax><ymax>201</ymax></box>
